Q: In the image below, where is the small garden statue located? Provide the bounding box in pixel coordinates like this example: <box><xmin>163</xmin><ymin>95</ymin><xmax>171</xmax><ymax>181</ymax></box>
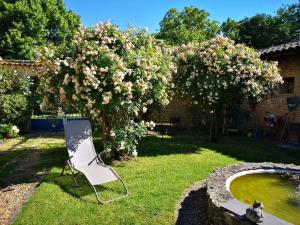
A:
<box><xmin>245</xmin><ymin>200</ymin><xmax>264</xmax><ymax>223</ymax></box>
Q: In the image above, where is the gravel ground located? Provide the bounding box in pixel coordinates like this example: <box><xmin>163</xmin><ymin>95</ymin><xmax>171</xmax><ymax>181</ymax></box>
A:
<box><xmin>0</xmin><ymin>150</ymin><xmax>43</xmax><ymax>225</ymax></box>
<box><xmin>175</xmin><ymin>180</ymin><xmax>208</xmax><ymax>225</ymax></box>
<box><xmin>0</xmin><ymin>183</ymin><xmax>37</xmax><ymax>225</ymax></box>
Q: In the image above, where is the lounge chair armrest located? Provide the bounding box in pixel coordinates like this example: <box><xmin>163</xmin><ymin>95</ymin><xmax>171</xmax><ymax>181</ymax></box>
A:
<box><xmin>99</xmin><ymin>150</ymin><xmax>109</xmax><ymax>155</ymax></box>
<box><xmin>96</xmin><ymin>153</ymin><xmax>104</xmax><ymax>162</ymax></box>
<box><xmin>88</xmin><ymin>153</ymin><xmax>105</xmax><ymax>165</ymax></box>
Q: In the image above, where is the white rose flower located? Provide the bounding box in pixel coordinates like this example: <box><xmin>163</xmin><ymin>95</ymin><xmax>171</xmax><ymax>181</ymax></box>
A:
<box><xmin>57</xmin><ymin>107</ymin><xmax>65</xmax><ymax>117</ymax></box>
<box><xmin>102</xmin><ymin>92</ymin><xmax>112</xmax><ymax>105</ymax></box>
<box><xmin>119</xmin><ymin>141</ymin><xmax>125</xmax><ymax>150</ymax></box>
<box><xmin>11</xmin><ymin>126</ymin><xmax>19</xmax><ymax>134</ymax></box>
<box><xmin>110</xmin><ymin>130</ymin><xmax>116</xmax><ymax>138</ymax></box>
<box><xmin>132</xmin><ymin>149</ymin><xmax>138</xmax><ymax>157</ymax></box>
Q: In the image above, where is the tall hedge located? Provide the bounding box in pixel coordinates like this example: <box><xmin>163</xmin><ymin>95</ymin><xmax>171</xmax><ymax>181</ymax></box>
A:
<box><xmin>0</xmin><ymin>69</ymin><xmax>32</xmax><ymax>126</ymax></box>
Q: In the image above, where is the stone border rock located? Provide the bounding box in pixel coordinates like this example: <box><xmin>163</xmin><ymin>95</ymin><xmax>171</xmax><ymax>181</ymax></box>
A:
<box><xmin>206</xmin><ymin>162</ymin><xmax>300</xmax><ymax>225</ymax></box>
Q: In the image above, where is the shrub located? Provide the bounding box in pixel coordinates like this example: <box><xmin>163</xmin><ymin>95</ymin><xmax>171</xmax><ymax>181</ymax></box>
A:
<box><xmin>0</xmin><ymin>69</ymin><xmax>32</xmax><ymax>126</ymax></box>
<box><xmin>175</xmin><ymin>35</ymin><xmax>282</xmax><ymax>110</ymax></box>
<box><xmin>174</xmin><ymin>36</ymin><xmax>282</xmax><ymax>138</ymax></box>
<box><xmin>0</xmin><ymin>124</ymin><xmax>19</xmax><ymax>138</ymax></box>
<box><xmin>39</xmin><ymin>22</ymin><xmax>174</xmax><ymax>158</ymax></box>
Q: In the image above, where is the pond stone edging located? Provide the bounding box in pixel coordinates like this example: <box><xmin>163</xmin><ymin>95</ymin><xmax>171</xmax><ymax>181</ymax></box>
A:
<box><xmin>206</xmin><ymin>162</ymin><xmax>300</xmax><ymax>225</ymax></box>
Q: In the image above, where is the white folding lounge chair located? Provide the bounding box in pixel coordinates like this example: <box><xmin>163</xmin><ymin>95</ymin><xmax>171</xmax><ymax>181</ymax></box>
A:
<box><xmin>61</xmin><ymin>119</ymin><xmax>128</xmax><ymax>204</ymax></box>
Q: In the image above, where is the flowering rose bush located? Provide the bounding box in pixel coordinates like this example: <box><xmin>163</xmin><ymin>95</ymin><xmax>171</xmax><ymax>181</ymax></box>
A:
<box><xmin>175</xmin><ymin>35</ymin><xmax>282</xmax><ymax>112</ymax></box>
<box><xmin>39</xmin><ymin>22</ymin><xmax>174</xmax><ymax>158</ymax></box>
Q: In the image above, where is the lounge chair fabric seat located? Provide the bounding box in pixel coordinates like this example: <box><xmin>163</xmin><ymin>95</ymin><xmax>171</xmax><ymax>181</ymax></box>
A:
<box><xmin>75</xmin><ymin>163</ymin><xmax>119</xmax><ymax>185</ymax></box>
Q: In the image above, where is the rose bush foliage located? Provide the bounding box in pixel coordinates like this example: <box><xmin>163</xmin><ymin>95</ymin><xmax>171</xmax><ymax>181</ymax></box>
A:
<box><xmin>39</xmin><ymin>22</ymin><xmax>174</xmax><ymax>158</ymax></box>
<box><xmin>175</xmin><ymin>35</ymin><xmax>282</xmax><ymax>112</ymax></box>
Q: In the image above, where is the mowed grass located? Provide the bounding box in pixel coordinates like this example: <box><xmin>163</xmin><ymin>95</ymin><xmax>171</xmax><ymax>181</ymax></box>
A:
<box><xmin>2</xmin><ymin>134</ymin><xmax>300</xmax><ymax>225</ymax></box>
<box><xmin>0</xmin><ymin>135</ymin><xmax>66</xmax><ymax>178</ymax></box>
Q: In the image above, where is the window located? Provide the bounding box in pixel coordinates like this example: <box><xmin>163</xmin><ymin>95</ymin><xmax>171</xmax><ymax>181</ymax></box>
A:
<box><xmin>279</xmin><ymin>77</ymin><xmax>295</xmax><ymax>94</ymax></box>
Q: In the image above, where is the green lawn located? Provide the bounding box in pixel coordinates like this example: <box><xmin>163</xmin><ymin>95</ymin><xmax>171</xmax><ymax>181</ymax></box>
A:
<box><xmin>1</xmin><ymin>134</ymin><xmax>300</xmax><ymax>225</ymax></box>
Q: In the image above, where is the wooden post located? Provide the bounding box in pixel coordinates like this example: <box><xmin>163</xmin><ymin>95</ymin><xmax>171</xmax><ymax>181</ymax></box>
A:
<box><xmin>209</xmin><ymin>113</ymin><xmax>214</xmax><ymax>142</ymax></box>
<box><xmin>280</xmin><ymin>112</ymin><xmax>291</xmax><ymax>142</ymax></box>
<box><xmin>222</xmin><ymin>104</ymin><xmax>227</xmax><ymax>136</ymax></box>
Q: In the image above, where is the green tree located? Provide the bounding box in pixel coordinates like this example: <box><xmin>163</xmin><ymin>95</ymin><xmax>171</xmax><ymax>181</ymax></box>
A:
<box><xmin>157</xmin><ymin>6</ymin><xmax>220</xmax><ymax>45</ymax></box>
<box><xmin>221</xmin><ymin>3</ymin><xmax>300</xmax><ymax>49</ymax></box>
<box><xmin>238</xmin><ymin>14</ymin><xmax>276</xmax><ymax>49</ymax></box>
<box><xmin>275</xmin><ymin>2</ymin><xmax>300</xmax><ymax>43</ymax></box>
<box><xmin>0</xmin><ymin>0</ymin><xmax>80</xmax><ymax>59</ymax></box>
<box><xmin>221</xmin><ymin>18</ymin><xmax>240</xmax><ymax>42</ymax></box>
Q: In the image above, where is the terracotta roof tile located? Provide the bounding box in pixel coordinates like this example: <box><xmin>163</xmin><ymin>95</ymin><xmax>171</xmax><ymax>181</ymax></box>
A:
<box><xmin>260</xmin><ymin>41</ymin><xmax>300</xmax><ymax>55</ymax></box>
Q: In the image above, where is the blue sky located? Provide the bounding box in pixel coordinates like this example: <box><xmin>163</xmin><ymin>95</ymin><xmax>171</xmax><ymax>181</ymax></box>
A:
<box><xmin>64</xmin><ymin>0</ymin><xmax>299</xmax><ymax>33</ymax></box>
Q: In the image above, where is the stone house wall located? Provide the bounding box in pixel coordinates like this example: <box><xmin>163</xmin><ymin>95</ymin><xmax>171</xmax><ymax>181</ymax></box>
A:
<box><xmin>149</xmin><ymin>94</ymin><xmax>205</xmax><ymax>128</ymax></box>
<box><xmin>151</xmin><ymin>51</ymin><xmax>300</xmax><ymax>132</ymax></box>
<box><xmin>256</xmin><ymin>52</ymin><xmax>300</xmax><ymax>125</ymax></box>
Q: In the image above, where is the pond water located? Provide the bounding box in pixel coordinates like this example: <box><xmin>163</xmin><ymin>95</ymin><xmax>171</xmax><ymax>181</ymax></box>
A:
<box><xmin>230</xmin><ymin>173</ymin><xmax>300</xmax><ymax>225</ymax></box>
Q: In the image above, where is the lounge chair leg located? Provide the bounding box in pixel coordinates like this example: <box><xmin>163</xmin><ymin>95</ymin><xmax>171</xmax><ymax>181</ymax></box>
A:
<box><xmin>61</xmin><ymin>160</ymin><xmax>80</xmax><ymax>187</ymax></box>
<box><xmin>90</xmin><ymin>178</ymin><xmax>129</xmax><ymax>204</ymax></box>
<box><xmin>61</xmin><ymin>157</ymin><xmax>74</xmax><ymax>176</ymax></box>
<box><xmin>71</xmin><ymin>171</ymin><xmax>79</xmax><ymax>188</ymax></box>
<box><xmin>68</xmin><ymin>161</ymin><xmax>79</xmax><ymax>188</ymax></box>
<box><xmin>72</xmin><ymin>175</ymin><xmax>79</xmax><ymax>188</ymax></box>
<box><xmin>61</xmin><ymin>161</ymin><xmax>67</xmax><ymax>175</ymax></box>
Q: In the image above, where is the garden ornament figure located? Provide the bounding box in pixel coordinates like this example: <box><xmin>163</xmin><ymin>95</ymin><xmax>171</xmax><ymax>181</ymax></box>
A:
<box><xmin>245</xmin><ymin>200</ymin><xmax>264</xmax><ymax>223</ymax></box>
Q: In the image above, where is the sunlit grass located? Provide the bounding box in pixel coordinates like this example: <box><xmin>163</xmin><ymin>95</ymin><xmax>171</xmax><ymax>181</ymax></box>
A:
<box><xmin>1</xmin><ymin>134</ymin><xmax>299</xmax><ymax>225</ymax></box>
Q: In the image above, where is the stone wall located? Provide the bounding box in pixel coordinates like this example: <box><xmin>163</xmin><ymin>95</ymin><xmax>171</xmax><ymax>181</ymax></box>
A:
<box><xmin>152</xmin><ymin>52</ymin><xmax>300</xmax><ymax>135</ymax></box>
<box><xmin>0</xmin><ymin>60</ymin><xmax>50</xmax><ymax>77</ymax></box>
<box><xmin>256</xmin><ymin>53</ymin><xmax>300</xmax><ymax>125</ymax></box>
<box><xmin>149</xmin><ymin>94</ymin><xmax>205</xmax><ymax>128</ymax></box>
<box><xmin>207</xmin><ymin>199</ymin><xmax>253</xmax><ymax>225</ymax></box>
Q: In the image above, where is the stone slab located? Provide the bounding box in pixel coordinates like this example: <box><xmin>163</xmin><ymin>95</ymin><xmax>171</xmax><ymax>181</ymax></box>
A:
<box><xmin>220</xmin><ymin>199</ymin><xmax>293</xmax><ymax>225</ymax></box>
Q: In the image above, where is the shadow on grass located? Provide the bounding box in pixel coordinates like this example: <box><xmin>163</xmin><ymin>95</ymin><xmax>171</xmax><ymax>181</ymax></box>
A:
<box><xmin>138</xmin><ymin>135</ymin><xmax>300</xmax><ymax>165</ymax></box>
<box><xmin>202</xmin><ymin>138</ymin><xmax>300</xmax><ymax>165</ymax></box>
<box><xmin>41</xmin><ymin>170</ymin><xmax>126</xmax><ymax>204</ymax></box>
<box><xmin>0</xmin><ymin>144</ymin><xmax>66</xmax><ymax>189</ymax></box>
<box><xmin>138</xmin><ymin>135</ymin><xmax>201</xmax><ymax>156</ymax></box>
<box><xmin>0</xmin><ymin>131</ymin><xmax>117</xmax><ymax>201</ymax></box>
<box><xmin>26</xmin><ymin>134</ymin><xmax>300</xmax><ymax>204</ymax></box>
<box><xmin>2</xmin><ymin>132</ymin><xmax>299</xmax><ymax>203</ymax></box>
<box><xmin>0</xmin><ymin>137</ymin><xmax>30</xmax><ymax>152</ymax></box>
